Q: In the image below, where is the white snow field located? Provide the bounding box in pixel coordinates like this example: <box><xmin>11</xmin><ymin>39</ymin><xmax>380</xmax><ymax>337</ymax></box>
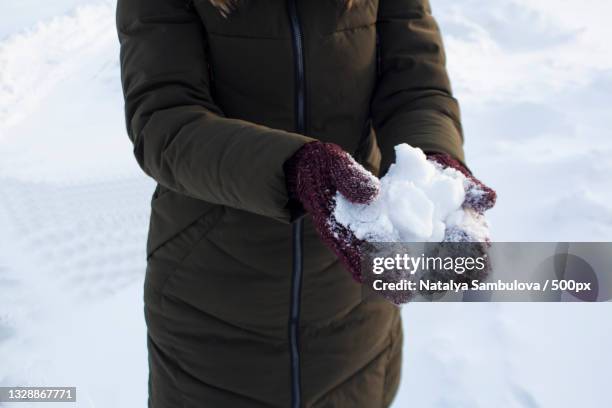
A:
<box><xmin>1</xmin><ymin>1</ymin><xmax>611</xmax><ymax>407</ymax></box>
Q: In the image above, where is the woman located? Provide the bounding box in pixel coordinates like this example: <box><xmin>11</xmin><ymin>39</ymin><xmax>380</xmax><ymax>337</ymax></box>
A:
<box><xmin>117</xmin><ymin>0</ymin><xmax>484</xmax><ymax>406</ymax></box>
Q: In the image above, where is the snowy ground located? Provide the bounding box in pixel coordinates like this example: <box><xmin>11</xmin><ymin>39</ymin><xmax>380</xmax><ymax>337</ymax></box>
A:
<box><xmin>1</xmin><ymin>1</ymin><xmax>611</xmax><ymax>407</ymax></box>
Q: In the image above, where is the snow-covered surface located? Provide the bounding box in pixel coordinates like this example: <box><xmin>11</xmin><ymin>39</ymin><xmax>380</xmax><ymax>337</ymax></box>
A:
<box><xmin>1</xmin><ymin>1</ymin><xmax>611</xmax><ymax>407</ymax></box>
<box><xmin>334</xmin><ymin>144</ymin><xmax>490</xmax><ymax>243</ymax></box>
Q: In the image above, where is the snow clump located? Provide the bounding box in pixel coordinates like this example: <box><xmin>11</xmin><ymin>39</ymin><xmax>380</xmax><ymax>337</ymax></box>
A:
<box><xmin>333</xmin><ymin>144</ymin><xmax>490</xmax><ymax>242</ymax></box>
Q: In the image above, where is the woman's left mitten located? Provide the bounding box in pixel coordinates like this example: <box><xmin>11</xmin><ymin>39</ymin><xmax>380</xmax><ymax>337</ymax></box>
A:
<box><xmin>427</xmin><ymin>153</ymin><xmax>497</xmax><ymax>213</ymax></box>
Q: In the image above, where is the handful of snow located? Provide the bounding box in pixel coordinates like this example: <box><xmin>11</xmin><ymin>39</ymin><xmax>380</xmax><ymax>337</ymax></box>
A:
<box><xmin>333</xmin><ymin>144</ymin><xmax>490</xmax><ymax>243</ymax></box>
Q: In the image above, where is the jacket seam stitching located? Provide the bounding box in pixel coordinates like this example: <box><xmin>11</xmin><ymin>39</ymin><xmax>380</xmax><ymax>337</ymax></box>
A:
<box><xmin>327</xmin><ymin>22</ymin><xmax>375</xmax><ymax>36</ymax></box>
<box><xmin>207</xmin><ymin>31</ymin><xmax>288</xmax><ymax>40</ymax></box>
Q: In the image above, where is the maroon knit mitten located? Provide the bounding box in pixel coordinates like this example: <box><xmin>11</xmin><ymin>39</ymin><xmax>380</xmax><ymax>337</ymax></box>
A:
<box><xmin>285</xmin><ymin>142</ymin><xmax>380</xmax><ymax>282</ymax></box>
<box><xmin>426</xmin><ymin>153</ymin><xmax>495</xmax><ymax>293</ymax></box>
<box><xmin>427</xmin><ymin>153</ymin><xmax>497</xmax><ymax>213</ymax></box>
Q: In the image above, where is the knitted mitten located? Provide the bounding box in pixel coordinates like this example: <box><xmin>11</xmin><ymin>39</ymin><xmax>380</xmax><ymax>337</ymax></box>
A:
<box><xmin>427</xmin><ymin>153</ymin><xmax>497</xmax><ymax>213</ymax></box>
<box><xmin>285</xmin><ymin>141</ymin><xmax>380</xmax><ymax>282</ymax></box>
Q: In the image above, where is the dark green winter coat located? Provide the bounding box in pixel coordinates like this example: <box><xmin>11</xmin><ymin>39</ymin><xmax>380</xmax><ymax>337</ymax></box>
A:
<box><xmin>117</xmin><ymin>0</ymin><xmax>464</xmax><ymax>406</ymax></box>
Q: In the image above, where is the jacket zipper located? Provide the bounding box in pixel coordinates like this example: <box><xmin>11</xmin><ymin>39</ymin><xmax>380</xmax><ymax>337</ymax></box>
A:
<box><xmin>287</xmin><ymin>1</ymin><xmax>305</xmax><ymax>407</ymax></box>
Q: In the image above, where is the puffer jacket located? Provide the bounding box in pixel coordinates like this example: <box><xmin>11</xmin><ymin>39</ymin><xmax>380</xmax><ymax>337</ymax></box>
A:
<box><xmin>116</xmin><ymin>0</ymin><xmax>464</xmax><ymax>406</ymax></box>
